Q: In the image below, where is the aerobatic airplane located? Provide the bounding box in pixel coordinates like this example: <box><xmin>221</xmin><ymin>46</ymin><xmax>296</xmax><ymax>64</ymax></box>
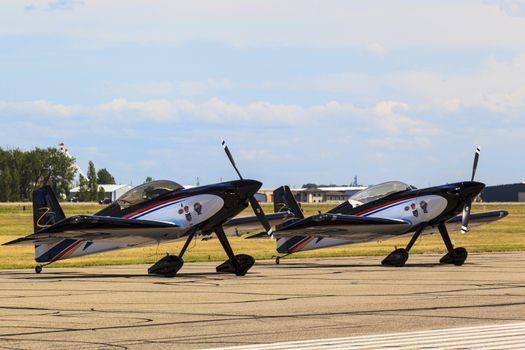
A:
<box><xmin>259</xmin><ymin>148</ymin><xmax>508</xmax><ymax>266</ymax></box>
<box><xmin>3</xmin><ymin>141</ymin><xmax>292</xmax><ymax>277</ymax></box>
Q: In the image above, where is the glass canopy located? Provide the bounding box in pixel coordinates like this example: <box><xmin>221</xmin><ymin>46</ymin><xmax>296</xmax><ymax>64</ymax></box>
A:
<box><xmin>349</xmin><ymin>181</ymin><xmax>413</xmax><ymax>206</ymax></box>
<box><xmin>116</xmin><ymin>180</ymin><xmax>184</xmax><ymax>209</ymax></box>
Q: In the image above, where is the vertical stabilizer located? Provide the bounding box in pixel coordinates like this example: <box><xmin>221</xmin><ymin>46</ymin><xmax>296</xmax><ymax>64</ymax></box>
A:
<box><xmin>273</xmin><ymin>186</ymin><xmax>304</xmax><ymax>219</ymax></box>
<box><xmin>32</xmin><ymin>186</ymin><xmax>66</xmax><ymax>232</ymax></box>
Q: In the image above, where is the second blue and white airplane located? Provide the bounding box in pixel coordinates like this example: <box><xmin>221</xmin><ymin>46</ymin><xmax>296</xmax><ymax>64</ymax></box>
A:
<box><xmin>257</xmin><ymin>147</ymin><xmax>508</xmax><ymax>267</ymax></box>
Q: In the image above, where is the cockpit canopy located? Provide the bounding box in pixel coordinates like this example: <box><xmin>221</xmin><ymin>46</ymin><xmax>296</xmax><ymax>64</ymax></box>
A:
<box><xmin>117</xmin><ymin>180</ymin><xmax>184</xmax><ymax>209</ymax></box>
<box><xmin>349</xmin><ymin>181</ymin><xmax>413</xmax><ymax>207</ymax></box>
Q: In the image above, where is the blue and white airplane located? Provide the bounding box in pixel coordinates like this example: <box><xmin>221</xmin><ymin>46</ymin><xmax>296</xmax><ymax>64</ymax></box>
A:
<box><xmin>259</xmin><ymin>148</ymin><xmax>508</xmax><ymax>266</ymax></box>
<box><xmin>3</xmin><ymin>141</ymin><xmax>292</xmax><ymax>276</ymax></box>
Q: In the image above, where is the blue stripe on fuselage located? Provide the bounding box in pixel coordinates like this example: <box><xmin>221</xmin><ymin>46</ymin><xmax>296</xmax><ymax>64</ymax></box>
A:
<box><xmin>36</xmin><ymin>239</ymin><xmax>78</xmax><ymax>263</ymax></box>
<box><xmin>277</xmin><ymin>236</ymin><xmax>306</xmax><ymax>253</ymax></box>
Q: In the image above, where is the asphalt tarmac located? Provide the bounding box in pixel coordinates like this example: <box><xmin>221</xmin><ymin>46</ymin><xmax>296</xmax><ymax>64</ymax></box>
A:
<box><xmin>0</xmin><ymin>252</ymin><xmax>524</xmax><ymax>349</ymax></box>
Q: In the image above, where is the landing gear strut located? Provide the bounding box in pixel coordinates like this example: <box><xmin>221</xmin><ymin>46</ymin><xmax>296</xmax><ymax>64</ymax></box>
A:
<box><xmin>438</xmin><ymin>223</ymin><xmax>468</xmax><ymax>266</ymax></box>
<box><xmin>382</xmin><ymin>224</ymin><xmax>425</xmax><ymax>267</ymax></box>
<box><xmin>148</xmin><ymin>228</ymin><xmax>197</xmax><ymax>277</ymax></box>
<box><xmin>215</xmin><ymin>226</ymin><xmax>254</xmax><ymax>276</ymax></box>
<box><xmin>273</xmin><ymin>253</ymin><xmax>290</xmax><ymax>265</ymax></box>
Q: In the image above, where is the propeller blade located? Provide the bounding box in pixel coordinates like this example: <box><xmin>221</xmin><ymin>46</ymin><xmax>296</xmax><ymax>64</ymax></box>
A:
<box><xmin>249</xmin><ymin>196</ymin><xmax>274</xmax><ymax>239</ymax></box>
<box><xmin>471</xmin><ymin>146</ymin><xmax>481</xmax><ymax>181</ymax></box>
<box><xmin>221</xmin><ymin>139</ymin><xmax>243</xmax><ymax>180</ymax></box>
<box><xmin>221</xmin><ymin>140</ymin><xmax>273</xmax><ymax>238</ymax></box>
<box><xmin>461</xmin><ymin>199</ymin><xmax>472</xmax><ymax>234</ymax></box>
<box><xmin>463</xmin><ymin>146</ymin><xmax>481</xmax><ymax>233</ymax></box>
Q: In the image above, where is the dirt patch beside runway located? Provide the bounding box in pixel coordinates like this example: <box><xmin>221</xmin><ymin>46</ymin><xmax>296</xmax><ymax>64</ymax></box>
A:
<box><xmin>0</xmin><ymin>252</ymin><xmax>524</xmax><ymax>349</ymax></box>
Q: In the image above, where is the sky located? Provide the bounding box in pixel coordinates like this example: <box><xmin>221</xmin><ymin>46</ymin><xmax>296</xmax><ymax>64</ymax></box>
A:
<box><xmin>1</xmin><ymin>0</ymin><xmax>525</xmax><ymax>188</ymax></box>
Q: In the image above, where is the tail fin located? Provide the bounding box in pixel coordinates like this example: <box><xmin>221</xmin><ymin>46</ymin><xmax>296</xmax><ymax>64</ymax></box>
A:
<box><xmin>273</xmin><ymin>186</ymin><xmax>304</xmax><ymax>219</ymax></box>
<box><xmin>32</xmin><ymin>186</ymin><xmax>65</xmax><ymax>232</ymax></box>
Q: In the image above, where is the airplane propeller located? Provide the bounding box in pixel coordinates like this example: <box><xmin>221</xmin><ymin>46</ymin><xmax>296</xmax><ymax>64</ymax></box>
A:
<box><xmin>461</xmin><ymin>146</ymin><xmax>481</xmax><ymax>234</ymax></box>
<box><xmin>222</xmin><ymin>140</ymin><xmax>274</xmax><ymax>238</ymax></box>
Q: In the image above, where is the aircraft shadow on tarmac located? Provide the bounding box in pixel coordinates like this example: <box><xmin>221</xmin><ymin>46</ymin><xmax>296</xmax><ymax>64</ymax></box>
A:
<box><xmin>267</xmin><ymin>261</ymin><xmax>447</xmax><ymax>269</ymax></box>
<box><xmin>7</xmin><ymin>271</ymin><xmax>248</xmax><ymax>280</ymax></box>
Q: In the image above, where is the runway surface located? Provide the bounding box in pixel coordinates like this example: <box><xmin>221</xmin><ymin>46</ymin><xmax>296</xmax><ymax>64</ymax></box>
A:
<box><xmin>0</xmin><ymin>252</ymin><xmax>525</xmax><ymax>349</ymax></box>
<box><xmin>211</xmin><ymin>322</ymin><xmax>525</xmax><ymax>349</ymax></box>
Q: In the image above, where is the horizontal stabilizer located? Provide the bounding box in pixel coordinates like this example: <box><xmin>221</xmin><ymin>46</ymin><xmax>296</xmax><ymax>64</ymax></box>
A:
<box><xmin>424</xmin><ymin>210</ymin><xmax>509</xmax><ymax>234</ymax></box>
<box><xmin>272</xmin><ymin>213</ymin><xmax>411</xmax><ymax>239</ymax></box>
<box><xmin>3</xmin><ymin>215</ymin><xmax>183</xmax><ymax>246</ymax></box>
<box><xmin>223</xmin><ymin>211</ymin><xmax>295</xmax><ymax>236</ymax></box>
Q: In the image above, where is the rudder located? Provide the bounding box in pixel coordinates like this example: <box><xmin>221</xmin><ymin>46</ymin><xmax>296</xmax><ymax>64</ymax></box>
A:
<box><xmin>32</xmin><ymin>186</ymin><xmax>66</xmax><ymax>232</ymax></box>
<box><xmin>273</xmin><ymin>186</ymin><xmax>304</xmax><ymax>219</ymax></box>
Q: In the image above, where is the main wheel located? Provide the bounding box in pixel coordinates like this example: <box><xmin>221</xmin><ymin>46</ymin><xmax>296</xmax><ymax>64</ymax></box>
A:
<box><xmin>440</xmin><ymin>247</ymin><xmax>468</xmax><ymax>266</ymax></box>
<box><xmin>35</xmin><ymin>265</ymin><xmax>42</xmax><ymax>274</ymax></box>
<box><xmin>381</xmin><ymin>248</ymin><xmax>409</xmax><ymax>267</ymax></box>
<box><xmin>276</xmin><ymin>257</ymin><xmax>280</xmax><ymax>265</ymax></box>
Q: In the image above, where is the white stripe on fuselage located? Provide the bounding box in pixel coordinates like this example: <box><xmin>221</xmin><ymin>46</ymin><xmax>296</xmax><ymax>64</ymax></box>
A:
<box><xmin>131</xmin><ymin>194</ymin><xmax>224</xmax><ymax>228</ymax></box>
<box><xmin>277</xmin><ymin>195</ymin><xmax>449</xmax><ymax>253</ymax></box>
<box><xmin>364</xmin><ymin>194</ymin><xmax>448</xmax><ymax>227</ymax></box>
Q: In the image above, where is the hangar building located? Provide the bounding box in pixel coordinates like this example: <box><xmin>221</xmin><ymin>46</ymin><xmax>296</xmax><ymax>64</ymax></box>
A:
<box><xmin>482</xmin><ymin>183</ymin><xmax>525</xmax><ymax>202</ymax></box>
<box><xmin>69</xmin><ymin>184</ymin><xmax>133</xmax><ymax>202</ymax></box>
<box><xmin>257</xmin><ymin>186</ymin><xmax>367</xmax><ymax>204</ymax></box>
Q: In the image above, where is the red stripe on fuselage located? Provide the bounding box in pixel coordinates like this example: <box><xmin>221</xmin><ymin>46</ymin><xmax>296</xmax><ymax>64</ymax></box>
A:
<box><xmin>51</xmin><ymin>240</ymin><xmax>83</xmax><ymax>262</ymax></box>
<box><xmin>122</xmin><ymin>195</ymin><xmax>188</xmax><ymax>219</ymax></box>
<box><xmin>289</xmin><ymin>236</ymin><xmax>313</xmax><ymax>253</ymax></box>
<box><xmin>355</xmin><ymin>196</ymin><xmax>416</xmax><ymax>216</ymax></box>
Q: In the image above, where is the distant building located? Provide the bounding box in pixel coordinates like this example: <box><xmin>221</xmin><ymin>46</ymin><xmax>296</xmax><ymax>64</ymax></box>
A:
<box><xmin>69</xmin><ymin>184</ymin><xmax>133</xmax><ymax>202</ymax></box>
<box><xmin>255</xmin><ymin>186</ymin><xmax>368</xmax><ymax>204</ymax></box>
<box><xmin>292</xmin><ymin>186</ymin><xmax>367</xmax><ymax>203</ymax></box>
<box><xmin>482</xmin><ymin>183</ymin><xmax>525</xmax><ymax>202</ymax></box>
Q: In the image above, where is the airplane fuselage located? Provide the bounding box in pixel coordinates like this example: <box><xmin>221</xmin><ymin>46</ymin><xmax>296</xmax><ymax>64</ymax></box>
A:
<box><xmin>275</xmin><ymin>181</ymin><xmax>485</xmax><ymax>253</ymax></box>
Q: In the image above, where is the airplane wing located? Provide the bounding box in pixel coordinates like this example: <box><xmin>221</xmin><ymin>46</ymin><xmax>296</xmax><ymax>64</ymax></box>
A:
<box><xmin>3</xmin><ymin>215</ymin><xmax>187</xmax><ymax>246</ymax></box>
<box><xmin>222</xmin><ymin>211</ymin><xmax>295</xmax><ymax>236</ymax></box>
<box><xmin>270</xmin><ymin>213</ymin><xmax>412</xmax><ymax>239</ymax></box>
<box><xmin>424</xmin><ymin>210</ymin><xmax>508</xmax><ymax>234</ymax></box>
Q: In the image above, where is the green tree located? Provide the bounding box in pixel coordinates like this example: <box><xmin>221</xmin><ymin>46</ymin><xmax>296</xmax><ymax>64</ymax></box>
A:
<box><xmin>11</xmin><ymin>168</ymin><xmax>21</xmax><ymax>201</ymax></box>
<box><xmin>87</xmin><ymin>161</ymin><xmax>98</xmax><ymax>201</ymax></box>
<box><xmin>145</xmin><ymin>176</ymin><xmax>153</xmax><ymax>183</ymax></box>
<box><xmin>78</xmin><ymin>174</ymin><xmax>90</xmax><ymax>202</ymax></box>
<box><xmin>0</xmin><ymin>167</ymin><xmax>12</xmax><ymax>201</ymax></box>
<box><xmin>97</xmin><ymin>168</ymin><xmax>116</xmax><ymax>184</ymax></box>
<box><xmin>21</xmin><ymin>147</ymin><xmax>76</xmax><ymax>201</ymax></box>
<box><xmin>97</xmin><ymin>186</ymin><xmax>106</xmax><ymax>201</ymax></box>
<box><xmin>0</xmin><ymin>147</ymin><xmax>75</xmax><ymax>202</ymax></box>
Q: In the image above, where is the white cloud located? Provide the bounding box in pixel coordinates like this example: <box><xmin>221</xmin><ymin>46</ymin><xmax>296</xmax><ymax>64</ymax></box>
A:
<box><xmin>3</xmin><ymin>1</ymin><xmax>525</xmax><ymax>49</ymax></box>
<box><xmin>392</xmin><ymin>54</ymin><xmax>525</xmax><ymax>114</ymax></box>
<box><xmin>253</xmin><ymin>52</ymin><xmax>525</xmax><ymax>116</ymax></box>
<box><xmin>46</xmin><ymin>0</ymin><xmax>84</xmax><ymax>11</ymax></box>
<box><xmin>0</xmin><ymin>97</ymin><xmax>349</xmax><ymax>124</ymax></box>
<box><xmin>366</xmin><ymin>43</ymin><xmax>385</xmax><ymax>54</ymax></box>
<box><xmin>374</xmin><ymin>101</ymin><xmax>408</xmax><ymax>115</ymax></box>
<box><xmin>0</xmin><ymin>99</ymin><xmax>77</xmax><ymax>116</ymax></box>
<box><xmin>485</xmin><ymin>0</ymin><xmax>525</xmax><ymax>17</ymax></box>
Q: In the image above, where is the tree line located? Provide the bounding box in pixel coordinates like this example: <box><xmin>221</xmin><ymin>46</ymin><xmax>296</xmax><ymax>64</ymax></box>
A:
<box><xmin>0</xmin><ymin>147</ymin><xmax>116</xmax><ymax>202</ymax></box>
<box><xmin>76</xmin><ymin>161</ymin><xmax>116</xmax><ymax>202</ymax></box>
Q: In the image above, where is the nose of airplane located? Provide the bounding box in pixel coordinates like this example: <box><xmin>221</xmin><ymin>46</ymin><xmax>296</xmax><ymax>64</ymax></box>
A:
<box><xmin>238</xmin><ymin>179</ymin><xmax>263</xmax><ymax>197</ymax></box>
<box><xmin>460</xmin><ymin>181</ymin><xmax>485</xmax><ymax>199</ymax></box>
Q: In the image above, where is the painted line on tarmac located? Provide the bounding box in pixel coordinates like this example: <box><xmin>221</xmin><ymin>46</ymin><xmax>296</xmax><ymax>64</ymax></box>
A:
<box><xmin>209</xmin><ymin>322</ymin><xmax>525</xmax><ymax>350</ymax></box>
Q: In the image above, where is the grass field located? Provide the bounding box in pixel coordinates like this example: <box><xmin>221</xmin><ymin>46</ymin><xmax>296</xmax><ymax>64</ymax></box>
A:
<box><xmin>0</xmin><ymin>202</ymin><xmax>523</xmax><ymax>269</ymax></box>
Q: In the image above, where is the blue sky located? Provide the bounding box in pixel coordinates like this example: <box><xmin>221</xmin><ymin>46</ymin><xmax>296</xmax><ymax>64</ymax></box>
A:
<box><xmin>1</xmin><ymin>0</ymin><xmax>525</xmax><ymax>188</ymax></box>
